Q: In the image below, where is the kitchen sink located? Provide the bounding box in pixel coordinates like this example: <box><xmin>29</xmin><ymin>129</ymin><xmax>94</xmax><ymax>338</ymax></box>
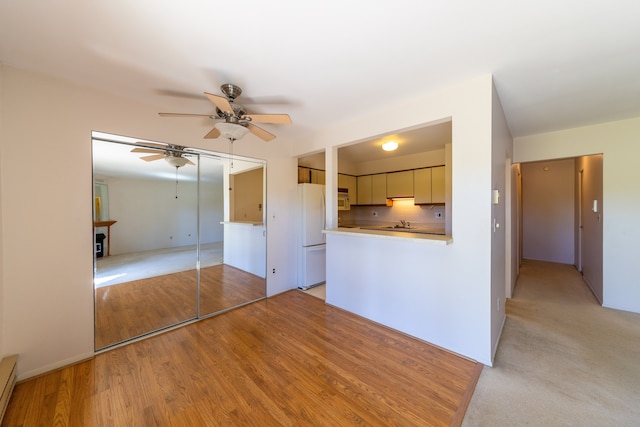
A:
<box><xmin>360</xmin><ymin>226</ymin><xmax>445</xmax><ymax>235</ymax></box>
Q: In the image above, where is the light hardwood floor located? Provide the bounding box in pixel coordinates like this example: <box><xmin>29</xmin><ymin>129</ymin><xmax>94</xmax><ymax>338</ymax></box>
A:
<box><xmin>5</xmin><ymin>290</ymin><xmax>481</xmax><ymax>426</ymax></box>
<box><xmin>95</xmin><ymin>264</ymin><xmax>266</xmax><ymax>349</ymax></box>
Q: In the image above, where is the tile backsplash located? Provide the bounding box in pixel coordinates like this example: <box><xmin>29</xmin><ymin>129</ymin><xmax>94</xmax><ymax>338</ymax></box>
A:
<box><xmin>338</xmin><ymin>201</ymin><xmax>445</xmax><ymax>228</ymax></box>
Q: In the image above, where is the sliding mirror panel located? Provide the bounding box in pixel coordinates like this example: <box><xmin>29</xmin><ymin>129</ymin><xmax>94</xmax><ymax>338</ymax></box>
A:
<box><xmin>92</xmin><ymin>132</ymin><xmax>268</xmax><ymax>350</ymax></box>
<box><xmin>198</xmin><ymin>154</ymin><xmax>266</xmax><ymax>317</ymax></box>
<box><xmin>92</xmin><ymin>136</ymin><xmax>199</xmax><ymax>349</ymax></box>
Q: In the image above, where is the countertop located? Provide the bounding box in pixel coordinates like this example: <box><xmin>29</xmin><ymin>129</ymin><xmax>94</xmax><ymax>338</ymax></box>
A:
<box><xmin>325</xmin><ymin>226</ymin><xmax>452</xmax><ymax>245</ymax></box>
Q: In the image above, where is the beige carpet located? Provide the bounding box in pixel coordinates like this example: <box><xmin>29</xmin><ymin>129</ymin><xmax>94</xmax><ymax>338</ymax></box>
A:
<box><xmin>463</xmin><ymin>259</ymin><xmax>640</xmax><ymax>426</ymax></box>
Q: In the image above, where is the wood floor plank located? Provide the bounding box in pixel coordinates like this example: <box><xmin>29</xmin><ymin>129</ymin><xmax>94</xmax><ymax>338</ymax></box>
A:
<box><xmin>4</xmin><ymin>290</ymin><xmax>481</xmax><ymax>426</ymax></box>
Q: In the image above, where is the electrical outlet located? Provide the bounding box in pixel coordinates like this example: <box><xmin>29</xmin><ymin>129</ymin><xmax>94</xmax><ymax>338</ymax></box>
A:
<box><xmin>272</xmin><ymin>268</ymin><xmax>276</xmax><ymax>275</ymax></box>
<box><xmin>435</xmin><ymin>212</ymin><xmax>443</xmax><ymax>219</ymax></box>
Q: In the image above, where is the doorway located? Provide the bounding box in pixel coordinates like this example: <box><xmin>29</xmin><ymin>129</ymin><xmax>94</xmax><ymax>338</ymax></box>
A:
<box><xmin>516</xmin><ymin>154</ymin><xmax>603</xmax><ymax>303</ymax></box>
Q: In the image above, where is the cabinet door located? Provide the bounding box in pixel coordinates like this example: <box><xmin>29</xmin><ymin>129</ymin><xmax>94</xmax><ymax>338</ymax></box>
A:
<box><xmin>431</xmin><ymin>166</ymin><xmax>445</xmax><ymax>203</ymax></box>
<box><xmin>338</xmin><ymin>173</ymin><xmax>348</xmax><ymax>189</ymax></box>
<box><xmin>298</xmin><ymin>167</ymin><xmax>311</xmax><ymax>183</ymax></box>
<box><xmin>413</xmin><ymin>168</ymin><xmax>432</xmax><ymax>204</ymax></box>
<box><xmin>347</xmin><ymin>175</ymin><xmax>357</xmax><ymax>202</ymax></box>
<box><xmin>371</xmin><ymin>174</ymin><xmax>387</xmax><ymax>204</ymax></box>
<box><xmin>386</xmin><ymin>170</ymin><xmax>414</xmax><ymax>198</ymax></box>
<box><xmin>310</xmin><ymin>169</ymin><xmax>325</xmax><ymax>185</ymax></box>
<box><xmin>338</xmin><ymin>173</ymin><xmax>357</xmax><ymax>202</ymax></box>
<box><xmin>357</xmin><ymin>175</ymin><xmax>372</xmax><ymax>205</ymax></box>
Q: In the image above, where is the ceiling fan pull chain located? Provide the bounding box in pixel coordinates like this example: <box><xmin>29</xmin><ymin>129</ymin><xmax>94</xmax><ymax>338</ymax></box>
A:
<box><xmin>175</xmin><ymin>166</ymin><xmax>179</xmax><ymax>199</ymax></box>
<box><xmin>229</xmin><ymin>138</ymin><xmax>234</xmax><ymax>169</ymax></box>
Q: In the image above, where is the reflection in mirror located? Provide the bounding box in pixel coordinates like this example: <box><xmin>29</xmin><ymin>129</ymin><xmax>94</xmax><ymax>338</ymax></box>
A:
<box><xmin>199</xmin><ymin>156</ymin><xmax>266</xmax><ymax>317</ymax></box>
<box><xmin>92</xmin><ymin>132</ymin><xmax>266</xmax><ymax>350</ymax></box>
<box><xmin>93</xmin><ymin>137</ymin><xmax>199</xmax><ymax>349</ymax></box>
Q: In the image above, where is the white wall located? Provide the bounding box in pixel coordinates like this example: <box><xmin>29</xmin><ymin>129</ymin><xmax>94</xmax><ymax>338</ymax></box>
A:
<box><xmin>0</xmin><ymin>64</ymin><xmax>294</xmax><ymax>378</ymax></box>
<box><xmin>315</xmin><ymin>75</ymin><xmax>500</xmax><ymax>365</ymax></box>
<box><xmin>103</xmin><ymin>177</ymin><xmax>223</xmax><ymax>254</ymax></box>
<box><xmin>514</xmin><ymin>116</ymin><xmax>640</xmax><ymax>313</ymax></box>
<box><xmin>521</xmin><ymin>158</ymin><xmax>575</xmax><ymax>264</ymax></box>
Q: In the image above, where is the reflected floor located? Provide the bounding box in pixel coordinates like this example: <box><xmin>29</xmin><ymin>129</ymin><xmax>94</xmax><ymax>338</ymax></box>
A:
<box><xmin>95</xmin><ymin>264</ymin><xmax>265</xmax><ymax>349</ymax></box>
<box><xmin>95</xmin><ymin>242</ymin><xmax>223</xmax><ymax>287</ymax></box>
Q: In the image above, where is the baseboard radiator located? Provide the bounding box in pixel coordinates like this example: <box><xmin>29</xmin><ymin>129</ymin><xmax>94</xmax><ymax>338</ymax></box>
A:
<box><xmin>0</xmin><ymin>355</ymin><xmax>17</xmax><ymax>423</ymax></box>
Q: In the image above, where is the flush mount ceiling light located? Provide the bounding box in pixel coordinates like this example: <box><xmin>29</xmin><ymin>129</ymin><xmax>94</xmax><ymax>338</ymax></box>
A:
<box><xmin>382</xmin><ymin>141</ymin><xmax>398</xmax><ymax>151</ymax></box>
<box><xmin>164</xmin><ymin>156</ymin><xmax>189</xmax><ymax>168</ymax></box>
<box><xmin>215</xmin><ymin>122</ymin><xmax>250</xmax><ymax>141</ymax></box>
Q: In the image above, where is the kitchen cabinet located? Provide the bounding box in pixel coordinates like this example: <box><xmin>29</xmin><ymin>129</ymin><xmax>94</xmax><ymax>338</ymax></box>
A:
<box><xmin>414</xmin><ymin>166</ymin><xmax>445</xmax><ymax>204</ymax></box>
<box><xmin>298</xmin><ymin>167</ymin><xmax>325</xmax><ymax>184</ymax></box>
<box><xmin>357</xmin><ymin>175</ymin><xmax>372</xmax><ymax>205</ymax></box>
<box><xmin>386</xmin><ymin>170</ymin><xmax>414</xmax><ymax>198</ymax></box>
<box><xmin>413</xmin><ymin>168</ymin><xmax>433</xmax><ymax>204</ymax></box>
<box><xmin>338</xmin><ymin>173</ymin><xmax>357</xmax><ymax>201</ymax></box>
<box><xmin>310</xmin><ymin>169</ymin><xmax>325</xmax><ymax>185</ymax></box>
<box><xmin>298</xmin><ymin>167</ymin><xmax>311</xmax><ymax>183</ymax></box>
<box><xmin>371</xmin><ymin>174</ymin><xmax>387</xmax><ymax>204</ymax></box>
<box><xmin>431</xmin><ymin>166</ymin><xmax>445</xmax><ymax>203</ymax></box>
<box><xmin>357</xmin><ymin>174</ymin><xmax>387</xmax><ymax>205</ymax></box>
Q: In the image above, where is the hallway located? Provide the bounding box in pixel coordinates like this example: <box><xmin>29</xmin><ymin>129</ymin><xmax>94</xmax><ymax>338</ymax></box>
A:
<box><xmin>463</xmin><ymin>259</ymin><xmax>640</xmax><ymax>426</ymax></box>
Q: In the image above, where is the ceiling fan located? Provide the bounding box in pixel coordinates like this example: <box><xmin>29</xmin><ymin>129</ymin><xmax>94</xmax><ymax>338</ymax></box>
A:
<box><xmin>131</xmin><ymin>142</ymin><xmax>195</xmax><ymax>168</ymax></box>
<box><xmin>158</xmin><ymin>83</ymin><xmax>292</xmax><ymax>142</ymax></box>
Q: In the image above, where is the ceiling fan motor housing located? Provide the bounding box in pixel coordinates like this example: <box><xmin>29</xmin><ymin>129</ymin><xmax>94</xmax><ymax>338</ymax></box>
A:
<box><xmin>220</xmin><ymin>83</ymin><xmax>242</xmax><ymax>100</ymax></box>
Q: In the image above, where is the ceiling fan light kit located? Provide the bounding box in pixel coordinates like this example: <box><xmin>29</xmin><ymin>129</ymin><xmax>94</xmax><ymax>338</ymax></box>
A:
<box><xmin>215</xmin><ymin>122</ymin><xmax>250</xmax><ymax>141</ymax></box>
<box><xmin>159</xmin><ymin>83</ymin><xmax>292</xmax><ymax>142</ymax></box>
<box><xmin>164</xmin><ymin>156</ymin><xmax>190</xmax><ymax>168</ymax></box>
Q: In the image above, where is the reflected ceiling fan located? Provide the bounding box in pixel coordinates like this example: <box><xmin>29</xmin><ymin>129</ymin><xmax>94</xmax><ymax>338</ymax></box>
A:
<box><xmin>158</xmin><ymin>83</ymin><xmax>292</xmax><ymax>142</ymax></box>
<box><xmin>131</xmin><ymin>142</ymin><xmax>195</xmax><ymax>168</ymax></box>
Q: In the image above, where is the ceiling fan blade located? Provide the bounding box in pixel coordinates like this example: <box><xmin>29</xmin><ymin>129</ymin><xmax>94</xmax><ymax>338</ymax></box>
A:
<box><xmin>245</xmin><ymin>114</ymin><xmax>292</xmax><ymax>125</ymax></box>
<box><xmin>247</xmin><ymin>123</ymin><xmax>276</xmax><ymax>141</ymax></box>
<box><xmin>131</xmin><ymin>148</ymin><xmax>162</xmax><ymax>154</ymax></box>
<box><xmin>159</xmin><ymin>112</ymin><xmax>216</xmax><ymax>118</ymax></box>
<box><xmin>140</xmin><ymin>154</ymin><xmax>166</xmax><ymax>162</ymax></box>
<box><xmin>186</xmin><ymin>159</ymin><xmax>196</xmax><ymax>166</ymax></box>
<box><xmin>204</xmin><ymin>127</ymin><xmax>221</xmax><ymax>139</ymax></box>
<box><xmin>204</xmin><ymin>93</ymin><xmax>233</xmax><ymax>114</ymax></box>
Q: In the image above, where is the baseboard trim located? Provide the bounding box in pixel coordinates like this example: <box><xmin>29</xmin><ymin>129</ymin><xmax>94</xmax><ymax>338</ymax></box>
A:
<box><xmin>17</xmin><ymin>352</ymin><xmax>94</xmax><ymax>382</ymax></box>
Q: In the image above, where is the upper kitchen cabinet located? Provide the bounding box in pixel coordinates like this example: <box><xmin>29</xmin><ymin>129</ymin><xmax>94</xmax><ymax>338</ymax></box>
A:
<box><xmin>298</xmin><ymin>166</ymin><xmax>311</xmax><ymax>183</ymax></box>
<box><xmin>413</xmin><ymin>168</ymin><xmax>432</xmax><ymax>204</ymax></box>
<box><xmin>414</xmin><ymin>166</ymin><xmax>445</xmax><ymax>204</ymax></box>
<box><xmin>386</xmin><ymin>170</ymin><xmax>414</xmax><ymax>198</ymax></box>
<box><xmin>431</xmin><ymin>166</ymin><xmax>445</xmax><ymax>203</ymax></box>
<box><xmin>357</xmin><ymin>174</ymin><xmax>387</xmax><ymax>205</ymax></box>
<box><xmin>298</xmin><ymin>166</ymin><xmax>325</xmax><ymax>184</ymax></box>
<box><xmin>338</xmin><ymin>174</ymin><xmax>357</xmax><ymax>200</ymax></box>
<box><xmin>311</xmin><ymin>169</ymin><xmax>326</xmax><ymax>185</ymax></box>
<box><xmin>298</xmin><ymin>152</ymin><xmax>326</xmax><ymax>184</ymax></box>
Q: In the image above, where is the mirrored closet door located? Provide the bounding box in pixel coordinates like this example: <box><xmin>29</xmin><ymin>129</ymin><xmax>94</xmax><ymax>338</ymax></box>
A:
<box><xmin>92</xmin><ymin>132</ymin><xmax>266</xmax><ymax>350</ymax></box>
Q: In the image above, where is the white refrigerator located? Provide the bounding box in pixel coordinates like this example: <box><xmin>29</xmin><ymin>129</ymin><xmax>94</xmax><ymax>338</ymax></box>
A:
<box><xmin>297</xmin><ymin>183</ymin><xmax>326</xmax><ymax>289</ymax></box>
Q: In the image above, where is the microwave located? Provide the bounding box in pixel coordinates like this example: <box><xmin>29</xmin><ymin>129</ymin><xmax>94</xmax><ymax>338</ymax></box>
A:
<box><xmin>337</xmin><ymin>189</ymin><xmax>350</xmax><ymax>210</ymax></box>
